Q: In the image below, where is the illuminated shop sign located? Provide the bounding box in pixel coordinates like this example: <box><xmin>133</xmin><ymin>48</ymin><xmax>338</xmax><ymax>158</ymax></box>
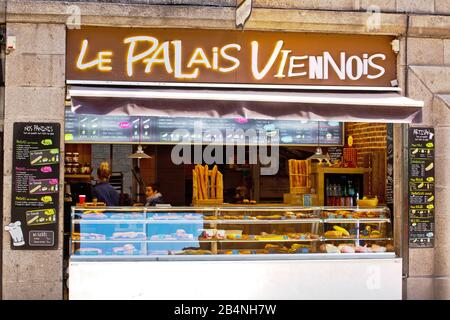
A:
<box><xmin>67</xmin><ymin>27</ymin><xmax>397</xmax><ymax>87</ymax></box>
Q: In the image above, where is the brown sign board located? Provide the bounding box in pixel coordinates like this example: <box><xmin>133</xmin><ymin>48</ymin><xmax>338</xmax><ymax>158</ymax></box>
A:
<box><xmin>67</xmin><ymin>27</ymin><xmax>397</xmax><ymax>87</ymax></box>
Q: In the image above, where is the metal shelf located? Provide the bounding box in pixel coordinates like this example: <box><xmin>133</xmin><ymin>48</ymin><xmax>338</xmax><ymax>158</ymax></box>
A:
<box><xmin>73</xmin><ymin>218</ymin><xmax>322</xmax><ymax>224</ymax></box>
<box><xmin>73</xmin><ymin>219</ymin><xmax>147</xmax><ymax>224</ymax></box>
<box><xmin>72</xmin><ymin>238</ymin><xmax>322</xmax><ymax>243</ymax></box>
<box><xmin>323</xmin><ymin>238</ymin><xmax>393</xmax><ymax>241</ymax></box>
<box><xmin>323</xmin><ymin>218</ymin><xmax>390</xmax><ymax>223</ymax></box>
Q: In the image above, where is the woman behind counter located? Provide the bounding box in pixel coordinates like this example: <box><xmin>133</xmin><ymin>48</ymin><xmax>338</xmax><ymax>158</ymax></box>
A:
<box><xmin>92</xmin><ymin>162</ymin><xmax>119</xmax><ymax>206</ymax></box>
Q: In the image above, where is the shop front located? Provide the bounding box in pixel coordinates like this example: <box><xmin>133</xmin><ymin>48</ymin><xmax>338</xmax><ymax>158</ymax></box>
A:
<box><xmin>63</xmin><ymin>27</ymin><xmax>423</xmax><ymax>299</ymax></box>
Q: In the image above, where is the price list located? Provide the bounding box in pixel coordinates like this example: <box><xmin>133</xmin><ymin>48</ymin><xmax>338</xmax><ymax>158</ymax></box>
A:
<box><xmin>408</xmin><ymin>128</ymin><xmax>435</xmax><ymax>248</ymax></box>
<box><xmin>7</xmin><ymin>123</ymin><xmax>60</xmax><ymax>250</ymax></box>
<box><xmin>65</xmin><ymin>108</ymin><xmax>343</xmax><ymax>146</ymax></box>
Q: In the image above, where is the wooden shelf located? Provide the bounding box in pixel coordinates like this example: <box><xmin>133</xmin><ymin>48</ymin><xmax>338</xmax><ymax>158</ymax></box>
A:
<box><xmin>311</xmin><ymin>166</ymin><xmax>371</xmax><ymax>175</ymax></box>
<box><xmin>65</xmin><ymin>174</ymin><xmax>92</xmax><ymax>179</ymax></box>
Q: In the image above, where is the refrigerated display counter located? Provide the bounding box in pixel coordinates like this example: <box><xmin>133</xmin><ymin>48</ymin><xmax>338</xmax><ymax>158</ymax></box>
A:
<box><xmin>68</xmin><ymin>206</ymin><xmax>402</xmax><ymax>299</ymax></box>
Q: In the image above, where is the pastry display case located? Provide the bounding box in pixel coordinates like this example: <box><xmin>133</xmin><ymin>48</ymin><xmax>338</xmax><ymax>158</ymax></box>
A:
<box><xmin>70</xmin><ymin>206</ymin><xmax>394</xmax><ymax>259</ymax></box>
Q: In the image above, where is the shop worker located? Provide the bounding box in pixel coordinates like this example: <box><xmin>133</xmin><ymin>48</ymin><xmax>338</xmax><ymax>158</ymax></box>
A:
<box><xmin>92</xmin><ymin>162</ymin><xmax>119</xmax><ymax>206</ymax></box>
<box><xmin>145</xmin><ymin>182</ymin><xmax>165</xmax><ymax>206</ymax></box>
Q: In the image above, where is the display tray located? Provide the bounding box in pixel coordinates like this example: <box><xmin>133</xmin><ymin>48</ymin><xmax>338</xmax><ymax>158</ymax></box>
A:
<box><xmin>70</xmin><ymin>205</ymin><xmax>394</xmax><ymax>259</ymax></box>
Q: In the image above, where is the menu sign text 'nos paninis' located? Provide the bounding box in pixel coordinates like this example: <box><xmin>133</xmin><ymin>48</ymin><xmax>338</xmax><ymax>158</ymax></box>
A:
<box><xmin>66</xmin><ymin>28</ymin><xmax>397</xmax><ymax>87</ymax></box>
<box><xmin>408</xmin><ymin>127</ymin><xmax>435</xmax><ymax>248</ymax></box>
<box><xmin>6</xmin><ymin>123</ymin><xmax>60</xmax><ymax>250</ymax></box>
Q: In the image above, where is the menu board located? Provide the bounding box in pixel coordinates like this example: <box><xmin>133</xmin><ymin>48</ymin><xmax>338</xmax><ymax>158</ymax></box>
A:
<box><xmin>408</xmin><ymin>127</ymin><xmax>435</xmax><ymax>248</ymax></box>
<box><xmin>327</xmin><ymin>146</ymin><xmax>343</xmax><ymax>164</ymax></box>
<box><xmin>386</xmin><ymin>124</ymin><xmax>394</xmax><ymax>207</ymax></box>
<box><xmin>64</xmin><ymin>108</ymin><xmax>343</xmax><ymax>146</ymax></box>
<box><xmin>7</xmin><ymin>123</ymin><xmax>60</xmax><ymax>250</ymax></box>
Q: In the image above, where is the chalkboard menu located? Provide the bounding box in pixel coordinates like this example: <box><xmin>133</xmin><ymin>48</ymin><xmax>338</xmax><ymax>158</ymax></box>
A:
<box><xmin>386</xmin><ymin>124</ymin><xmax>394</xmax><ymax>207</ymax></box>
<box><xmin>7</xmin><ymin>123</ymin><xmax>60</xmax><ymax>250</ymax></box>
<box><xmin>64</xmin><ymin>108</ymin><xmax>343</xmax><ymax>146</ymax></box>
<box><xmin>408</xmin><ymin>127</ymin><xmax>435</xmax><ymax>248</ymax></box>
<box><xmin>327</xmin><ymin>146</ymin><xmax>343</xmax><ymax>164</ymax></box>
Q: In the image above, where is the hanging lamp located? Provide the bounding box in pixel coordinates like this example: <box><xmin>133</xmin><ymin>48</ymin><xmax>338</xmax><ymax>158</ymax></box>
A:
<box><xmin>307</xmin><ymin>121</ymin><xmax>330</xmax><ymax>164</ymax></box>
<box><xmin>128</xmin><ymin>118</ymin><xmax>151</xmax><ymax>159</ymax></box>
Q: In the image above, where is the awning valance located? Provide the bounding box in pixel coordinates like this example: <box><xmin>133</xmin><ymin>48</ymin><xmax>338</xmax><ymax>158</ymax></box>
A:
<box><xmin>69</xmin><ymin>86</ymin><xmax>424</xmax><ymax>123</ymax></box>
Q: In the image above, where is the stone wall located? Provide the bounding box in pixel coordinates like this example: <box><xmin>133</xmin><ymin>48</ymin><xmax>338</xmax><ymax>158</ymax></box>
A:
<box><xmin>2</xmin><ymin>23</ymin><xmax>66</xmax><ymax>299</ymax></box>
<box><xmin>406</xmin><ymin>35</ymin><xmax>450</xmax><ymax>299</ymax></box>
<box><xmin>39</xmin><ymin>0</ymin><xmax>450</xmax><ymax>14</ymax></box>
<box><xmin>2</xmin><ymin>0</ymin><xmax>450</xmax><ymax>300</ymax></box>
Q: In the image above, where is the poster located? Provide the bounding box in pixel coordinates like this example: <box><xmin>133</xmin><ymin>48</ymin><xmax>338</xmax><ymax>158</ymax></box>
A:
<box><xmin>408</xmin><ymin>127</ymin><xmax>435</xmax><ymax>248</ymax></box>
<box><xmin>6</xmin><ymin>123</ymin><xmax>60</xmax><ymax>250</ymax></box>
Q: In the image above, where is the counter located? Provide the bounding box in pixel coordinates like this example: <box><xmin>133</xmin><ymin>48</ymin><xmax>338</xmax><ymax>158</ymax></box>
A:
<box><xmin>68</xmin><ymin>205</ymin><xmax>402</xmax><ymax>299</ymax></box>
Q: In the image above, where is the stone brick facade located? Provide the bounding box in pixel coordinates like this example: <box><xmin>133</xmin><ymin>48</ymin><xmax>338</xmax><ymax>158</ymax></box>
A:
<box><xmin>1</xmin><ymin>0</ymin><xmax>450</xmax><ymax>299</ymax></box>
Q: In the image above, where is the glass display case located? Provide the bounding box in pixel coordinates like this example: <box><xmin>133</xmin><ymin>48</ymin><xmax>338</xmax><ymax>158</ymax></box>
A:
<box><xmin>70</xmin><ymin>206</ymin><xmax>394</xmax><ymax>259</ymax></box>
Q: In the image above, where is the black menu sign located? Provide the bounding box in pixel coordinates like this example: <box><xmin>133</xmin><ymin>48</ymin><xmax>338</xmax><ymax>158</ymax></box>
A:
<box><xmin>386</xmin><ymin>124</ymin><xmax>394</xmax><ymax>207</ymax></box>
<box><xmin>408</xmin><ymin>127</ymin><xmax>435</xmax><ymax>248</ymax></box>
<box><xmin>8</xmin><ymin>123</ymin><xmax>60</xmax><ymax>250</ymax></box>
<box><xmin>65</xmin><ymin>108</ymin><xmax>344</xmax><ymax>146</ymax></box>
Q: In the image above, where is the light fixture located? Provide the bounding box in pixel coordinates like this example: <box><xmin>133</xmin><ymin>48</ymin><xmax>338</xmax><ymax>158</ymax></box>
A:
<box><xmin>307</xmin><ymin>121</ymin><xmax>331</xmax><ymax>164</ymax></box>
<box><xmin>128</xmin><ymin>118</ymin><xmax>151</xmax><ymax>159</ymax></box>
<box><xmin>129</xmin><ymin>144</ymin><xmax>151</xmax><ymax>159</ymax></box>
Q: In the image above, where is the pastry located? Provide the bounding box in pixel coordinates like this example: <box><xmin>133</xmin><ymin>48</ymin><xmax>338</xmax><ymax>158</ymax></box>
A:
<box><xmin>79</xmin><ymin>233</ymin><xmax>106</xmax><ymax>240</ymax></box>
<box><xmin>111</xmin><ymin>231</ymin><xmax>146</xmax><ymax>240</ymax></box>
<box><xmin>366</xmin><ymin>211</ymin><xmax>380</xmax><ymax>218</ymax></box>
<box><xmin>321</xmin><ymin>244</ymin><xmax>340</xmax><ymax>253</ymax></box>
<box><xmin>355</xmin><ymin>245</ymin><xmax>370</xmax><ymax>253</ymax></box>
<box><xmin>370</xmin><ymin>244</ymin><xmax>387</xmax><ymax>253</ymax></box>
<box><xmin>333</xmin><ymin>225</ymin><xmax>350</xmax><ymax>236</ymax></box>
<box><xmin>177</xmin><ymin>249</ymin><xmax>212</xmax><ymax>255</ymax></box>
<box><xmin>338</xmin><ymin>245</ymin><xmax>355</xmax><ymax>253</ymax></box>
<box><xmin>324</xmin><ymin>230</ymin><xmax>343</xmax><ymax>238</ymax></box>
<box><xmin>76</xmin><ymin>248</ymin><xmax>103</xmax><ymax>255</ymax></box>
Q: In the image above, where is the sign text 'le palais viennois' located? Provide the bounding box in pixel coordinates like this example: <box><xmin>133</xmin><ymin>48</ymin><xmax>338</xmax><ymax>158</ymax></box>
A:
<box><xmin>67</xmin><ymin>28</ymin><xmax>396</xmax><ymax>87</ymax></box>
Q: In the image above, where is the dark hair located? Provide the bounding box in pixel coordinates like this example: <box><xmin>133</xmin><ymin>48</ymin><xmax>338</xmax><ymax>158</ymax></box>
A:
<box><xmin>147</xmin><ymin>182</ymin><xmax>160</xmax><ymax>192</ymax></box>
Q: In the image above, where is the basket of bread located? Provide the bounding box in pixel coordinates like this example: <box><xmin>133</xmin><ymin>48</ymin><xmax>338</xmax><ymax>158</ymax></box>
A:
<box><xmin>192</xmin><ymin>164</ymin><xmax>223</xmax><ymax>206</ymax></box>
<box><xmin>288</xmin><ymin>159</ymin><xmax>311</xmax><ymax>194</ymax></box>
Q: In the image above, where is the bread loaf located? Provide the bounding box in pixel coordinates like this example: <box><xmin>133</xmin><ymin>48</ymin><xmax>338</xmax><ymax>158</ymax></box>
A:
<box><xmin>204</xmin><ymin>165</ymin><xmax>209</xmax><ymax>199</ymax></box>
<box><xmin>195</xmin><ymin>165</ymin><xmax>204</xmax><ymax>200</ymax></box>
<box><xmin>211</xmin><ymin>165</ymin><xmax>218</xmax><ymax>199</ymax></box>
<box><xmin>192</xmin><ymin>169</ymin><xmax>198</xmax><ymax>200</ymax></box>
<box><xmin>216</xmin><ymin>171</ymin><xmax>223</xmax><ymax>199</ymax></box>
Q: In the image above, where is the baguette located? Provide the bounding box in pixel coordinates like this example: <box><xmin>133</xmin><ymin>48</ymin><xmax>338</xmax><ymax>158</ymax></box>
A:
<box><xmin>288</xmin><ymin>160</ymin><xmax>293</xmax><ymax>189</ymax></box>
<box><xmin>300</xmin><ymin>160</ymin><xmax>305</xmax><ymax>187</ymax></box>
<box><xmin>192</xmin><ymin>169</ymin><xmax>198</xmax><ymax>200</ymax></box>
<box><xmin>306</xmin><ymin>160</ymin><xmax>310</xmax><ymax>187</ymax></box>
<box><xmin>211</xmin><ymin>165</ymin><xmax>218</xmax><ymax>199</ymax></box>
<box><xmin>216</xmin><ymin>172</ymin><xmax>223</xmax><ymax>199</ymax></box>
<box><xmin>195</xmin><ymin>165</ymin><xmax>204</xmax><ymax>200</ymax></box>
<box><xmin>297</xmin><ymin>160</ymin><xmax>302</xmax><ymax>187</ymax></box>
<box><xmin>204</xmin><ymin>165</ymin><xmax>209</xmax><ymax>199</ymax></box>
<box><xmin>199</xmin><ymin>165</ymin><xmax>207</xmax><ymax>199</ymax></box>
<box><xmin>291</xmin><ymin>159</ymin><xmax>296</xmax><ymax>188</ymax></box>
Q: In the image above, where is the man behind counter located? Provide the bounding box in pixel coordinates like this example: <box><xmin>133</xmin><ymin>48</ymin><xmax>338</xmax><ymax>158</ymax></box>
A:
<box><xmin>145</xmin><ymin>182</ymin><xmax>165</xmax><ymax>206</ymax></box>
